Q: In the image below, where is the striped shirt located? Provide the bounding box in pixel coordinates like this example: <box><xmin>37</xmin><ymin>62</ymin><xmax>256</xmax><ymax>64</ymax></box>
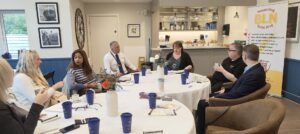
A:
<box><xmin>66</xmin><ymin>68</ymin><xmax>97</xmax><ymax>93</ymax></box>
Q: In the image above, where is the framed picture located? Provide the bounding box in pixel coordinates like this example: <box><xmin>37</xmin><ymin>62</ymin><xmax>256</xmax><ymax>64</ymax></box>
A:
<box><xmin>38</xmin><ymin>27</ymin><xmax>62</xmax><ymax>48</ymax></box>
<box><xmin>36</xmin><ymin>2</ymin><xmax>60</xmax><ymax>24</ymax></box>
<box><xmin>286</xmin><ymin>3</ymin><xmax>300</xmax><ymax>42</ymax></box>
<box><xmin>127</xmin><ymin>24</ymin><xmax>140</xmax><ymax>37</ymax></box>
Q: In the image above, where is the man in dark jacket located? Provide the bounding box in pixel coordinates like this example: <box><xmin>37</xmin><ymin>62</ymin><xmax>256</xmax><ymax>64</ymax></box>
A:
<box><xmin>215</xmin><ymin>44</ymin><xmax>266</xmax><ymax>99</ymax></box>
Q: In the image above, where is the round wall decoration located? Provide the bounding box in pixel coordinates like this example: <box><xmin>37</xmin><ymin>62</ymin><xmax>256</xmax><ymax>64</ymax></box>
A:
<box><xmin>75</xmin><ymin>8</ymin><xmax>85</xmax><ymax>49</ymax></box>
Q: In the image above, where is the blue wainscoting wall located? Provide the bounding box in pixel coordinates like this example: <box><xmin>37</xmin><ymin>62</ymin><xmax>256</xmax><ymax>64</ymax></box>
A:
<box><xmin>8</xmin><ymin>58</ymin><xmax>71</xmax><ymax>85</ymax></box>
<box><xmin>283</xmin><ymin>58</ymin><xmax>300</xmax><ymax>104</ymax></box>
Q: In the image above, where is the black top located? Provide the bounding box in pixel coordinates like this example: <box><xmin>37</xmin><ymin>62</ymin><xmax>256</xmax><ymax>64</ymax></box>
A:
<box><xmin>215</xmin><ymin>63</ymin><xmax>266</xmax><ymax>99</ymax></box>
<box><xmin>166</xmin><ymin>51</ymin><xmax>194</xmax><ymax>70</ymax></box>
<box><xmin>0</xmin><ymin>102</ymin><xmax>44</xmax><ymax>134</ymax></box>
<box><xmin>211</xmin><ymin>57</ymin><xmax>246</xmax><ymax>86</ymax></box>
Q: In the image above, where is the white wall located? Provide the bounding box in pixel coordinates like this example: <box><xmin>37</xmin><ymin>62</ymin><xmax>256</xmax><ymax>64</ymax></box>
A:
<box><xmin>0</xmin><ymin>0</ymin><xmax>74</xmax><ymax>58</ymax></box>
<box><xmin>223</xmin><ymin>6</ymin><xmax>248</xmax><ymax>44</ymax></box>
<box><xmin>85</xmin><ymin>3</ymin><xmax>152</xmax><ymax>65</ymax></box>
<box><xmin>69</xmin><ymin>0</ymin><xmax>88</xmax><ymax>53</ymax></box>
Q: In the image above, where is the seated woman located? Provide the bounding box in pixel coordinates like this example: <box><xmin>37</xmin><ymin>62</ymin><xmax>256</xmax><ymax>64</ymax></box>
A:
<box><xmin>12</xmin><ymin>50</ymin><xmax>64</xmax><ymax>111</ymax></box>
<box><xmin>166</xmin><ymin>41</ymin><xmax>194</xmax><ymax>71</ymax></box>
<box><xmin>66</xmin><ymin>49</ymin><xmax>98</xmax><ymax>96</ymax></box>
<box><xmin>0</xmin><ymin>58</ymin><xmax>50</xmax><ymax>134</ymax></box>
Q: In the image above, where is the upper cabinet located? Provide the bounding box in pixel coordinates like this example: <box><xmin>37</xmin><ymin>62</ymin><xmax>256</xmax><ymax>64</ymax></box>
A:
<box><xmin>159</xmin><ymin>7</ymin><xmax>219</xmax><ymax>31</ymax></box>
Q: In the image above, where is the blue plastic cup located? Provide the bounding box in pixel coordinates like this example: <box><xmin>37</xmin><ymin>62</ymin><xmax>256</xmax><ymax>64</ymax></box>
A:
<box><xmin>133</xmin><ymin>73</ymin><xmax>140</xmax><ymax>84</ymax></box>
<box><xmin>121</xmin><ymin>112</ymin><xmax>133</xmax><ymax>133</ymax></box>
<box><xmin>62</xmin><ymin>101</ymin><xmax>72</xmax><ymax>119</ymax></box>
<box><xmin>164</xmin><ymin>66</ymin><xmax>168</xmax><ymax>75</ymax></box>
<box><xmin>181</xmin><ymin>73</ymin><xmax>187</xmax><ymax>85</ymax></box>
<box><xmin>86</xmin><ymin>89</ymin><xmax>94</xmax><ymax>105</ymax></box>
<box><xmin>148</xmin><ymin>93</ymin><xmax>157</xmax><ymax>109</ymax></box>
<box><xmin>141</xmin><ymin>67</ymin><xmax>146</xmax><ymax>76</ymax></box>
<box><xmin>184</xmin><ymin>69</ymin><xmax>189</xmax><ymax>78</ymax></box>
<box><xmin>88</xmin><ymin>117</ymin><xmax>100</xmax><ymax>134</ymax></box>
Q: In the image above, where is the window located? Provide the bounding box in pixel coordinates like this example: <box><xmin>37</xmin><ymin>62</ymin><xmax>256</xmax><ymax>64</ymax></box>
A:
<box><xmin>0</xmin><ymin>10</ymin><xmax>29</xmax><ymax>59</ymax></box>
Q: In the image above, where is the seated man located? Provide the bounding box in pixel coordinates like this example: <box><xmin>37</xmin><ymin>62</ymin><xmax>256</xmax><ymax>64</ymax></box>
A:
<box><xmin>103</xmin><ymin>41</ymin><xmax>138</xmax><ymax>77</ymax></box>
<box><xmin>214</xmin><ymin>44</ymin><xmax>266</xmax><ymax>99</ymax></box>
<box><xmin>209</xmin><ymin>43</ymin><xmax>246</xmax><ymax>93</ymax></box>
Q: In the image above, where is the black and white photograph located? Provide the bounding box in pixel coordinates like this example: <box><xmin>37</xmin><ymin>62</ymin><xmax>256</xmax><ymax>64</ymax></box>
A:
<box><xmin>38</xmin><ymin>27</ymin><xmax>62</xmax><ymax>48</ymax></box>
<box><xmin>36</xmin><ymin>2</ymin><xmax>60</xmax><ymax>24</ymax></box>
<box><xmin>127</xmin><ymin>24</ymin><xmax>140</xmax><ymax>37</ymax></box>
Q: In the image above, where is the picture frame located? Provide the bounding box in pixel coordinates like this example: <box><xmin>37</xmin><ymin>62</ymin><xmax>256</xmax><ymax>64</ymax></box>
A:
<box><xmin>36</xmin><ymin>2</ymin><xmax>60</xmax><ymax>24</ymax></box>
<box><xmin>127</xmin><ymin>24</ymin><xmax>140</xmax><ymax>38</ymax></box>
<box><xmin>38</xmin><ymin>27</ymin><xmax>62</xmax><ymax>48</ymax></box>
<box><xmin>286</xmin><ymin>3</ymin><xmax>300</xmax><ymax>42</ymax></box>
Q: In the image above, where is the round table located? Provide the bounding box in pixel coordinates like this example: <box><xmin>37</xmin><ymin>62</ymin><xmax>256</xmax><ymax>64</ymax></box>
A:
<box><xmin>119</xmin><ymin>71</ymin><xmax>211</xmax><ymax>111</ymax></box>
<box><xmin>35</xmin><ymin>91</ymin><xmax>196</xmax><ymax>134</ymax></box>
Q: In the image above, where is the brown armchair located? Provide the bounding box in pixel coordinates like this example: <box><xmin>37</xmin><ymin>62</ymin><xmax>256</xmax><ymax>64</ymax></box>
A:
<box><xmin>205</xmin><ymin>99</ymin><xmax>286</xmax><ymax>134</ymax></box>
<box><xmin>209</xmin><ymin>83</ymin><xmax>271</xmax><ymax>107</ymax></box>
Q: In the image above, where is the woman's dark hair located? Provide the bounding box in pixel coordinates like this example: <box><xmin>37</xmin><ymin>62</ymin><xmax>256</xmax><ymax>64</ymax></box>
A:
<box><xmin>68</xmin><ymin>49</ymin><xmax>93</xmax><ymax>76</ymax></box>
<box><xmin>173</xmin><ymin>41</ymin><xmax>184</xmax><ymax>52</ymax></box>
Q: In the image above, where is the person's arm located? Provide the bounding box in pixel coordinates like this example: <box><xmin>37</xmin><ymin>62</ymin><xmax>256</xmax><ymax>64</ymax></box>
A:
<box><xmin>65</xmin><ymin>70</ymin><xmax>85</xmax><ymax>92</ymax></box>
<box><xmin>103</xmin><ymin>54</ymin><xmax>117</xmax><ymax>75</ymax></box>
<box><xmin>13</xmin><ymin>74</ymin><xmax>37</xmax><ymax>103</ymax></box>
<box><xmin>183</xmin><ymin>52</ymin><xmax>193</xmax><ymax>70</ymax></box>
<box><xmin>123</xmin><ymin>54</ymin><xmax>137</xmax><ymax>71</ymax></box>
<box><xmin>216</xmin><ymin>65</ymin><xmax>238</xmax><ymax>82</ymax></box>
<box><xmin>23</xmin><ymin>103</ymin><xmax>44</xmax><ymax>134</ymax></box>
<box><xmin>215</xmin><ymin>74</ymin><xmax>260</xmax><ymax>99</ymax></box>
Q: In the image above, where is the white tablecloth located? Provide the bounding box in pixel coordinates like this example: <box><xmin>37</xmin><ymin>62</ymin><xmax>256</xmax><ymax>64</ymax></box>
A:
<box><xmin>35</xmin><ymin>91</ymin><xmax>196</xmax><ymax>134</ymax></box>
<box><xmin>119</xmin><ymin>71</ymin><xmax>211</xmax><ymax>111</ymax></box>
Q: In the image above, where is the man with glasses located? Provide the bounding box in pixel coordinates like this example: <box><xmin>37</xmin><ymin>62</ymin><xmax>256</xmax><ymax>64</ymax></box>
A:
<box><xmin>209</xmin><ymin>43</ymin><xmax>246</xmax><ymax>94</ymax></box>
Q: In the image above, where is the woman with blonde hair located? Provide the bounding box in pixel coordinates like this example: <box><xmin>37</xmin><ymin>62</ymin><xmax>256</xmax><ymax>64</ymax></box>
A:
<box><xmin>12</xmin><ymin>50</ymin><xmax>64</xmax><ymax>110</ymax></box>
<box><xmin>0</xmin><ymin>58</ymin><xmax>50</xmax><ymax>133</ymax></box>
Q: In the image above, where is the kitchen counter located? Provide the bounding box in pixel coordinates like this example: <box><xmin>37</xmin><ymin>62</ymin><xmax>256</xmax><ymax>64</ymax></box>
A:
<box><xmin>151</xmin><ymin>46</ymin><xmax>228</xmax><ymax>75</ymax></box>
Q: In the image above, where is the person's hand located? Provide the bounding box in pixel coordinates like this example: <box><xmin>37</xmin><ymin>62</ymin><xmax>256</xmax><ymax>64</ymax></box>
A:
<box><xmin>215</xmin><ymin>64</ymin><xmax>224</xmax><ymax>73</ymax></box>
<box><xmin>213</xmin><ymin>63</ymin><xmax>219</xmax><ymax>71</ymax></box>
<box><xmin>184</xmin><ymin>65</ymin><xmax>192</xmax><ymax>70</ymax></box>
<box><xmin>34</xmin><ymin>89</ymin><xmax>50</xmax><ymax>106</ymax></box>
<box><xmin>116</xmin><ymin>72</ymin><xmax>123</xmax><ymax>77</ymax></box>
<box><xmin>52</xmin><ymin>81</ymin><xmax>64</xmax><ymax>90</ymax></box>
<box><xmin>87</xmin><ymin>83</ymin><xmax>98</xmax><ymax>89</ymax></box>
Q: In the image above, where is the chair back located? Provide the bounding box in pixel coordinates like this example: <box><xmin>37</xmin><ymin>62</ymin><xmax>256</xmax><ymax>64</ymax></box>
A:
<box><xmin>208</xmin><ymin>99</ymin><xmax>285</xmax><ymax>134</ymax></box>
<box><xmin>44</xmin><ymin>71</ymin><xmax>55</xmax><ymax>85</ymax></box>
<box><xmin>209</xmin><ymin>83</ymin><xmax>271</xmax><ymax>106</ymax></box>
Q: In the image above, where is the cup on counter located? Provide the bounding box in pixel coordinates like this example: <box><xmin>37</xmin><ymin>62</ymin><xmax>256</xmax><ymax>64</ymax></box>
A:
<box><xmin>62</xmin><ymin>101</ymin><xmax>72</xmax><ymax>119</ymax></box>
<box><xmin>88</xmin><ymin>117</ymin><xmax>100</xmax><ymax>134</ymax></box>
<box><xmin>121</xmin><ymin>112</ymin><xmax>133</xmax><ymax>133</ymax></box>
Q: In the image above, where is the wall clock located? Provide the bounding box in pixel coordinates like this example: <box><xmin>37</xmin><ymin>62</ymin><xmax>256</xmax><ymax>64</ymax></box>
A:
<box><xmin>75</xmin><ymin>8</ymin><xmax>85</xmax><ymax>49</ymax></box>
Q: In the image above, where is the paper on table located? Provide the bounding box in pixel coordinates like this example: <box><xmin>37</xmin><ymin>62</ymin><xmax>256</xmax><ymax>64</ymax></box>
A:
<box><xmin>150</xmin><ymin>108</ymin><xmax>176</xmax><ymax>116</ymax></box>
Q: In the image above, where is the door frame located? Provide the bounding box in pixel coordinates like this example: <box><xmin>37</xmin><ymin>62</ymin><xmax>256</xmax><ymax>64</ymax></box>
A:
<box><xmin>86</xmin><ymin>14</ymin><xmax>120</xmax><ymax>70</ymax></box>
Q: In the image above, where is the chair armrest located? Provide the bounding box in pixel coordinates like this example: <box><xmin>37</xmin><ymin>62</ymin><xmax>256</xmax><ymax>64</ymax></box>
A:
<box><xmin>208</xmin><ymin>97</ymin><xmax>242</xmax><ymax>107</ymax></box>
<box><xmin>205</xmin><ymin>106</ymin><xmax>230</xmax><ymax>125</ymax></box>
